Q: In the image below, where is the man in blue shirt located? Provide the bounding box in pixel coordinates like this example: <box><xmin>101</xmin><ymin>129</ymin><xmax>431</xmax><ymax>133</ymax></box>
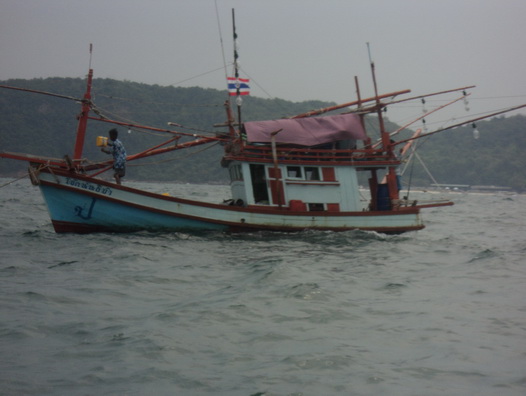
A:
<box><xmin>102</xmin><ymin>128</ymin><xmax>127</xmax><ymax>185</ymax></box>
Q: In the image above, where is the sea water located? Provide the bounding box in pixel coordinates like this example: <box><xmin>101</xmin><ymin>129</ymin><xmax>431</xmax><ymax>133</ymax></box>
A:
<box><xmin>0</xmin><ymin>179</ymin><xmax>525</xmax><ymax>396</ymax></box>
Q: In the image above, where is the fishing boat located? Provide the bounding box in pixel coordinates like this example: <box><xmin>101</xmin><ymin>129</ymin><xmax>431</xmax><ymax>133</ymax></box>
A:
<box><xmin>1</xmin><ymin>27</ymin><xmax>524</xmax><ymax>234</ymax></box>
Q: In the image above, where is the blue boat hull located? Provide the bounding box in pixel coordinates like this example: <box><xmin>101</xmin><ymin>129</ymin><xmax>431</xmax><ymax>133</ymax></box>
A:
<box><xmin>35</xmin><ymin>169</ymin><xmax>424</xmax><ymax>234</ymax></box>
<box><xmin>40</xmin><ymin>183</ymin><xmax>229</xmax><ymax>233</ymax></box>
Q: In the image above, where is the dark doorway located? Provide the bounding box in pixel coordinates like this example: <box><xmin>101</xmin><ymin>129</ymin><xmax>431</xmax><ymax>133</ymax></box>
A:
<box><xmin>250</xmin><ymin>164</ymin><xmax>269</xmax><ymax>204</ymax></box>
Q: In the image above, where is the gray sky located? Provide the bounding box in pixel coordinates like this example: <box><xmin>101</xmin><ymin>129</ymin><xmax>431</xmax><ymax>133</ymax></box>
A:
<box><xmin>1</xmin><ymin>0</ymin><xmax>525</xmax><ymax>129</ymax></box>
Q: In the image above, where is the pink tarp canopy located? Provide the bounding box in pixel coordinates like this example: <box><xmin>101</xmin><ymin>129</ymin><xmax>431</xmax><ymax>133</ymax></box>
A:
<box><xmin>243</xmin><ymin>113</ymin><xmax>367</xmax><ymax>146</ymax></box>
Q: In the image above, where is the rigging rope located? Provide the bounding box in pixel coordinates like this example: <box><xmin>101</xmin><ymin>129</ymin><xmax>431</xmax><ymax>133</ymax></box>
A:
<box><xmin>0</xmin><ymin>173</ymin><xmax>29</xmax><ymax>189</ymax></box>
<box><xmin>215</xmin><ymin>0</ymin><xmax>229</xmax><ymax>85</ymax></box>
<box><xmin>0</xmin><ymin>162</ymin><xmax>55</xmax><ymax>189</ymax></box>
<box><xmin>404</xmin><ymin>144</ymin><xmax>417</xmax><ymax>200</ymax></box>
<box><xmin>90</xmin><ymin>103</ymin><xmax>224</xmax><ymax>138</ymax></box>
<box><xmin>128</xmin><ymin>141</ymin><xmax>221</xmax><ymax>167</ymax></box>
<box><xmin>94</xmin><ymin>92</ymin><xmax>221</xmax><ymax>108</ymax></box>
<box><xmin>238</xmin><ymin>67</ymin><xmax>273</xmax><ymax>99</ymax></box>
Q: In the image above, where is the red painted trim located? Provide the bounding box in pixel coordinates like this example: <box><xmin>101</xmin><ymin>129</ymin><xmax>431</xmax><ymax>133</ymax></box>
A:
<box><xmin>289</xmin><ymin>200</ymin><xmax>307</xmax><ymax>211</ymax></box>
<box><xmin>227</xmin><ymin>155</ymin><xmax>393</xmax><ymax>167</ymax></box>
<box><xmin>52</xmin><ymin>220</ymin><xmax>111</xmax><ymax>234</ymax></box>
<box><xmin>285</xmin><ymin>181</ymin><xmax>340</xmax><ymax>186</ymax></box>
<box><xmin>52</xmin><ymin>218</ymin><xmax>425</xmax><ymax>234</ymax></box>
<box><xmin>41</xmin><ymin>168</ymin><xmax>422</xmax><ymax>217</ymax></box>
<box><xmin>241</xmin><ymin>203</ymin><xmax>420</xmax><ymax>216</ymax></box>
<box><xmin>327</xmin><ymin>203</ymin><xmax>340</xmax><ymax>212</ymax></box>
<box><xmin>322</xmin><ymin>167</ymin><xmax>336</xmax><ymax>181</ymax></box>
<box><xmin>228</xmin><ymin>223</ymin><xmax>425</xmax><ymax>233</ymax></box>
<box><xmin>269</xmin><ymin>179</ymin><xmax>285</xmax><ymax>206</ymax></box>
<box><xmin>268</xmin><ymin>167</ymin><xmax>282</xmax><ymax>179</ymax></box>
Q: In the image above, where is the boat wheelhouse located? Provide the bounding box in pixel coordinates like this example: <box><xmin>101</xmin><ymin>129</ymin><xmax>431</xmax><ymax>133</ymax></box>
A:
<box><xmin>224</xmin><ymin>113</ymin><xmax>396</xmax><ymax>214</ymax></box>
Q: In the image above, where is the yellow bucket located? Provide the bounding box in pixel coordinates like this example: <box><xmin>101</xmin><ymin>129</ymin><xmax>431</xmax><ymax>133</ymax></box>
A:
<box><xmin>96</xmin><ymin>136</ymin><xmax>108</xmax><ymax>147</ymax></box>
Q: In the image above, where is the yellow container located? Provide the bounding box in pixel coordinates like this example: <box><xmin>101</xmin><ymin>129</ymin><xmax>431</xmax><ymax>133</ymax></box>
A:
<box><xmin>96</xmin><ymin>136</ymin><xmax>108</xmax><ymax>147</ymax></box>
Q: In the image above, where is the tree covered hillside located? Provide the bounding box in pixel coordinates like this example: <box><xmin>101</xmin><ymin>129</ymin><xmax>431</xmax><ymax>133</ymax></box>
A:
<box><xmin>1</xmin><ymin>77</ymin><xmax>525</xmax><ymax>191</ymax></box>
<box><xmin>407</xmin><ymin>114</ymin><xmax>526</xmax><ymax>191</ymax></box>
<box><xmin>0</xmin><ymin>77</ymin><xmax>332</xmax><ymax>183</ymax></box>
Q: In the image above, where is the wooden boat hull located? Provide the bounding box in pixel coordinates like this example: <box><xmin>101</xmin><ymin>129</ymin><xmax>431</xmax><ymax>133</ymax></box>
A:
<box><xmin>36</xmin><ymin>169</ymin><xmax>424</xmax><ymax>234</ymax></box>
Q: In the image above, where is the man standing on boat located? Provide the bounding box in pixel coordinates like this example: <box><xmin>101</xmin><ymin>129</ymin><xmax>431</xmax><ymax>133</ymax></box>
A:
<box><xmin>101</xmin><ymin>128</ymin><xmax>126</xmax><ymax>185</ymax></box>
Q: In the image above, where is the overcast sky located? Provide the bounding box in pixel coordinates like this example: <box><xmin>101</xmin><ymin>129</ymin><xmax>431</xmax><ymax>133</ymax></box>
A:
<box><xmin>1</xmin><ymin>0</ymin><xmax>525</xmax><ymax>129</ymax></box>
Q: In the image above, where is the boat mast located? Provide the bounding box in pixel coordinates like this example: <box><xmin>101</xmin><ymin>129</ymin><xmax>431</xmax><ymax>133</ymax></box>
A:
<box><xmin>354</xmin><ymin>75</ymin><xmax>372</xmax><ymax>146</ymax></box>
<box><xmin>231</xmin><ymin>9</ymin><xmax>243</xmax><ymax>126</ymax></box>
<box><xmin>367</xmin><ymin>43</ymin><xmax>399</xmax><ymax>203</ymax></box>
<box><xmin>367</xmin><ymin>43</ymin><xmax>390</xmax><ymax>152</ymax></box>
<box><xmin>73</xmin><ymin>44</ymin><xmax>93</xmax><ymax>160</ymax></box>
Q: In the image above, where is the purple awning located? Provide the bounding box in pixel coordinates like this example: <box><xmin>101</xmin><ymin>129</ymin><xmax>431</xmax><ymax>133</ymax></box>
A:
<box><xmin>244</xmin><ymin>113</ymin><xmax>366</xmax><ymax>146</ymax></box>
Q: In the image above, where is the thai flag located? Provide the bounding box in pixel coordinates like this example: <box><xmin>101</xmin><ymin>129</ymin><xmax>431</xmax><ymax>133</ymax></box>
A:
<box><xmin>227</xmin><ymin>77</ymin><xmax>250</xmax><ymax>96</ymax></box>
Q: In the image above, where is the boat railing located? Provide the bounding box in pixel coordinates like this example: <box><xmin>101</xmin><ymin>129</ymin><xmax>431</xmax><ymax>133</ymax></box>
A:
<box><xmin>225</xmin><ymin>144</ymin><xmax>395</xmax><ymax>166</ymax></box>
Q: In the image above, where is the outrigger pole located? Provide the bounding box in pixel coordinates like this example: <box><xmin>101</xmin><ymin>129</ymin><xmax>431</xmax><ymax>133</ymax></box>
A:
<box><xmin>0</xmin><ymin>85</ymin><xmax>82</xmax><ymax>102</ymax></box>
<box><xmin>373</xmin><ymin>93</ymin><xmax>472</xmax><ymax>148</ymax></box>
<box><xmin>290</xmin><ymin>89</ymin><xmax>411</xmax><ymax>119</ymax></box>
<box><xmin>394</xmin><ymin>102</ymin><xmax>526</xmax><ymax>146</ymax></box>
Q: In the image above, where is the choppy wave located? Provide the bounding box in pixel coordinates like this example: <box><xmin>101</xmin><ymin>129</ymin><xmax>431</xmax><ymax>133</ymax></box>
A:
<box><xmin>1</xmin><ymin>180</ymin><xmax>525</xmax><ymax>395</ymax></box>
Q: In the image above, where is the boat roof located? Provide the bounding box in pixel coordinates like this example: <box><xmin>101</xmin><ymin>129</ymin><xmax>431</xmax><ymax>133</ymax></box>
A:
<box><xmin>243</xmin><ymin>113</ymin><xmax>366</xmax><ymax>146</ymax></box>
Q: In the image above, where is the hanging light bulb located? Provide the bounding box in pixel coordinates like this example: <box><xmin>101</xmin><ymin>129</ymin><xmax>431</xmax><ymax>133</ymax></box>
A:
<box><xmin>421</xmin><ymin>98</ymin><xmax>427</xmax><ymax>114</ymax></box>
<box><xmin>422</xmin><ymin>118</ymin><xmax>428</xmax><ymax>133</ymax></box>
<box><xmin>463</xmin><ymin>92</ymin><xmax>470</xmax><ymax>112</ymax></box>
<box><xmin>472</xmin><ymin>123</ymin><xmax>480</xmax><ymax>139</ymax></box>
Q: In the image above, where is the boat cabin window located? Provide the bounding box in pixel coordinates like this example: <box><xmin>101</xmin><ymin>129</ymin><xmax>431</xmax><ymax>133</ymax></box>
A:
<box><xmin>304</xmin><ymin>167</ymin><xmax>320</xmax><ymax>181</ymax></box>
<box><xmin>287</xmin><ymin>166</ymin><xmax>302</xmax><ymax>178</ymax></box>
<box><xmin>308</xmin><ymin>203</ymin><xmax>325</xmax><ymax>211</ymax></box>
<box><xmin>229</xmin><ymin>164</ymin><xmax>243</xmax><ymax>181</ymax></box>
<box><xmin>286</xmin><ymin>165</ymin><xmax>324</xmax><ymax>181</ymax></box>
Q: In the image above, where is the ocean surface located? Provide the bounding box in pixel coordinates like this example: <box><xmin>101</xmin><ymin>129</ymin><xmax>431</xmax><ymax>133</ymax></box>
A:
<box><xmin>1</xmin><ymin>178</ymin><xmax>525</xmax><ymax>396</ymax></box>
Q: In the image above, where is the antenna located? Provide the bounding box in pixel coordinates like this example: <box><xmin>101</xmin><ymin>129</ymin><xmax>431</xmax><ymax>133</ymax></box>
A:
<box><xmin>89</xmin><ymin>43</ymin><xmax>93</xmax><ymax>70</ymax></box>
<box><xmin>214</xmin><ymin>0</ymin><xmax>229</xmax><ymax>82</ymax></box>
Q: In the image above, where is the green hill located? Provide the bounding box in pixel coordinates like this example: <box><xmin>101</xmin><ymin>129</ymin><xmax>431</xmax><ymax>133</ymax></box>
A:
<box><xmin>407</xmin><ymin>114</ymin><xmax>526</xmax><ymax>191</ymax></box>
<box><xmin>1</xmin><ymin>77</ymin><xmax>525</xmax><ymax>191</ymax></box>
<box><xmin>0</xmin><ymin>77</ymin><xmax>333</xmax><ymax>183</ymax></box>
